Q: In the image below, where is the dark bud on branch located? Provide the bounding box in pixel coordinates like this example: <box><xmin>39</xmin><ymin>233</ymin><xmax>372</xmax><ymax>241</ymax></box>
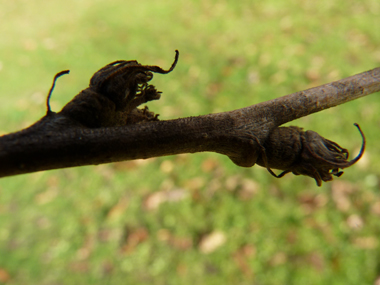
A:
<box><xmin>256</xmin><ymin>124</ymin><xmax>365</xmax><ymax>186</ymax></box>
<box><xmin>58</xmin><ymin>50</ymin><xmax>179</xmax><ymax>128</ymax></box>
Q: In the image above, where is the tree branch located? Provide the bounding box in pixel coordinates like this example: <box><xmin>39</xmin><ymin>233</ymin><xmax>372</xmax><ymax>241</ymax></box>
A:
<box><xmin>0</xmin><ymin>51</ymin><xmax>379</xmax><ymax>185</ymax></box>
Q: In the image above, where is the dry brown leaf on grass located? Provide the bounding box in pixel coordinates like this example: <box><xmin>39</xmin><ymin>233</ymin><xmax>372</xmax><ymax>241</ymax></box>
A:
<box><xmin>346</xmin><ymin>214</ymin><xmax>364</xmax><ymax>231</ymax></box>
<box><xmin>143</xmin><ymin>188</ymin><xmax>189</xmax><ymax>210</ymax></box>
<box><xmin>353</xmin><ymin>237</ymin><xmax>378</xmax><ymax>249</ymax></box>
<box><xmin>120</xmin><ymin>227</ymin><xmax>149</xmax><ymax>254</ymax></box>
<box><xmin>157</xmin><ymin>229</ymin><xmax>193</xmax><ymax>250</ymax></box>
<box><xmin>0</xmin><ymin>268</ymin><xmax>10</xmax><ymax>283</ymax></box>
<box><xmin>331</xmin><ymin>180</ymin><xmax>357</xmax><ymax>212</ymax></box>
<box><xmin>233</xmin><ymin>245</ymin><xmax>256</xmax><ymax>277</ymax></box>
<box><xmin>198</xmin><ymin>230</ymin><xmax>227</xmax><ymax>254</ymax></box>
<box><xmin>69</xmin><ymin>261</ymin><xmax>89</xmax><ymax>273</ymax></box>
<box><xmin>297</xmin><ymin>193</ymin><xmax>328</xmax><ymax>214</ymax></box>
<box><xmin>106</xmin><ymin>196</ymin><xmax>129</xmax><ymax>221</ymax></box>
<box><xmin>371</xmin><ymin>201</ymin><xmax>380</xmax><ymax>216</ymax></box>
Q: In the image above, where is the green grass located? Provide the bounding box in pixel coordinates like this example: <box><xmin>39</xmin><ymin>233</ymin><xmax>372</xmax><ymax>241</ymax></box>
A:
<box><xmin>0</xmin><ymin>0</ymin><xmax>380</xmax><ymax>284</ymax></box>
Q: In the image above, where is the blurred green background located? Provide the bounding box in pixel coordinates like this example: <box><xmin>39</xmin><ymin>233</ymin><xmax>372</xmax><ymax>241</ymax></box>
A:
<box><xmin>0</xmin><ymin>0</ymin><xmax>380</xmax><ymax>284</ymax></box>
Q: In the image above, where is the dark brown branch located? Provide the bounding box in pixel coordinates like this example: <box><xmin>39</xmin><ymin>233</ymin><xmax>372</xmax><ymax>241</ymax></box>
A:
<box><xmin>0</xmin><ymin>51</ymin><xmax>379</xmax><ymax>185</ymax></box>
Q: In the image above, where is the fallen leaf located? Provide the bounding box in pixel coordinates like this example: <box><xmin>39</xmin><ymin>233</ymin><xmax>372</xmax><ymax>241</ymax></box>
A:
<box><xmin>160</xmin><ymin>160</ymin><xmax>174</xmax><ymax>173</ymax></box>
<box><xmin>346</xmin><ymin>214</ymin><xmax>364</xmax><ymax>230</ymax></box>
<box><xmin>69</xmin><ymin>261</ymin><xmax>89</xmax><ymax>273</ymax></box>
<box><xmin>121</xmin><ymin>227</ymin><xmax>149</xmax><ymax>254</ymax></box>
<box><xmin>201</xmin><ymin>158</ymin><xmax>219</xmax><ymax>173</ymax></box>
<box><xmin>225</xmin><ymin>175</ymin><xmax>241</xmax><ymax>191</ymax></box>
<box><xmin>0</xmin><ymin>268</ymin><xmax>10</xmax><ymax>283</ymax></box>
<box><xmin>76</xmin><ymin>235</ymin><xmax>95</xmax><ymax>260</ymax></box>
<box><xmin>106</xmin><ymin>196</ymin><xmax>129</xmax><ymax>221</ymax></box>
<box><xmin>238</xmin><ymin>179</ymin><xmax>259</xmax><ymax>200</ymax></box>
<box><xmin>157</xmin><ymin>229</ymin><xmax>193</xmax><ymax>250</ymax></box>
<box><xmin>157</xmin><ymin>229</ymin><xmax>171</xmax><ymax>242</ymax></box>
<box><xmin>353</xmin><ymin>237</ymin><xmax>378</xmax><ymax>249</ymax></box>
<box><xmin>198</xmin><ymin>231</ymin><xmax>227</xmax><ymax>254</ymax></box>
<box><xmin>233</xmin><ymin>245</ymin><xmax>256</xmax><ymax>277</ymax></box>
<box><xmin>184</xmin><ymin>177</ymin><xmax>205</xmax><ymax>191</ymax></box>
<box><xmin>269</xmin><ymin>252</ymin><xmax>287</xmax><ymax>266</ymax></box>
<box><xmin>371</xmin><ymin>201</ymin><xmax>380</xmax><ymax>216</ymax></box>
<box><xmin>331</xmin><ymin>181</ymin><xmax>356</xmax><ymax>212</ymax></box>
<box><xmin>176</xmin><ymin>263</ymin><xmax>187</xmax><ymax>277</ymax></box>
<box><xmin>171</xmin><ymin>236</ymin><xmax>193</xmax><ymax>250</ymax></box>
<box><xmin>307</xmin><ymin>252</ymin><xmax>325</xmax><ymax>272</ymax></box>
<box><xmin>298</xmin><ymin>193</ymin><xmax>328</xmax><ymax>214</ymax></box>
<box><xmin>144</xmin><ymin>189</ymin><xmax>188</xmax><ymax>210</ymax></box>
<box><xmin>34</xmin><ymin>189</ymin><xmax>58</xmax><ymax>205</ymax></box>
<box><xmin>305</xmin><ymin>69</ymin><xmax>321</xmax><ymax>83</ymax></box>
<box><xmin>102</xmin><ymin>260</ymin><xmax>114</xmax><ymax>276</ymax></box>
<box><xmin>144</xmin><ymin>191</ymin><xmax>166</xmax><ymax>210</ymax></box>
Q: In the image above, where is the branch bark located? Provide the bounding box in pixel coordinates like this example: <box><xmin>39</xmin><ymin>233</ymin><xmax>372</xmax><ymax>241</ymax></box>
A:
<box><xmin>0</xmin><ymin>51</ymin><xmax>379</xmax><ymax>185</ymax></box>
